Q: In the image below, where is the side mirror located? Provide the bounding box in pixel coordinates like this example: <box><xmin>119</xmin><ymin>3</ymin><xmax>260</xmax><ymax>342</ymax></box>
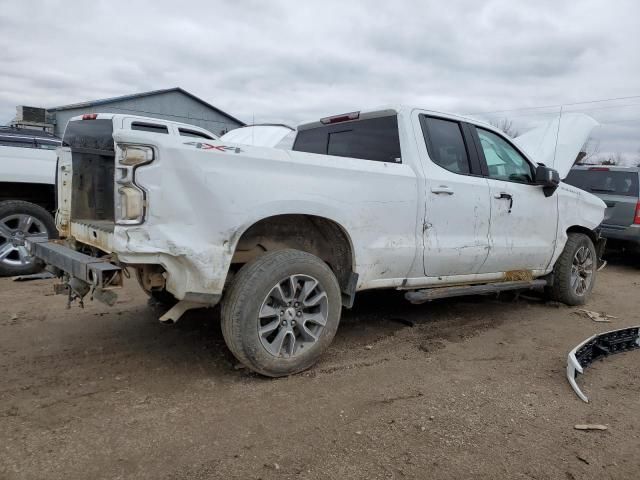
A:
<box><xmin>535</xmin><ymin>165</ymin><xmax>560</xmax><ymax>197</ymax></box>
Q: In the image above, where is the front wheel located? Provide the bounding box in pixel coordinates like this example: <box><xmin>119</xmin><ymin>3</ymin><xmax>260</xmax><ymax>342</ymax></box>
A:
<box><xmin>548</xmin><ymin>233</ymin><xmax>597</xmax><ymax>305</ymax></box>
<box><xmin>221</xmin><ymin>249</ymin><xmax>342</xmax><ymax>377</ymax></box>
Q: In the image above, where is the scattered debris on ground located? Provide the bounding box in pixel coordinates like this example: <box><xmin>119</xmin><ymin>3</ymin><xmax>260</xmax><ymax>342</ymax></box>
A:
<box><xmin>11</xmin><ymin>271</ymin><xmax>55</xmax><ymax>282</ymax></box>
<box><xmin>1</xmin><ymin>262</ymin><xmax>638</xmax><ymax>479</ymax></box>
<box><xmin>574</xmin><ymin>309</ymin><xmax>617</xmax><ymax>322</ymax></box>
<box><xmin>574</xmin><ymin>424</ymin><xmax>608</xmax><ymax>431</ymax></box>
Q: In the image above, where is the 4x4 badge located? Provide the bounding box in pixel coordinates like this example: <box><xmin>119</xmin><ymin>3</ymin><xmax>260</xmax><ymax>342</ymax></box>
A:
<box><xmin>184</xmin><ymin>142</ymin><xmax>242</xmax><ymax>153</ymax></box>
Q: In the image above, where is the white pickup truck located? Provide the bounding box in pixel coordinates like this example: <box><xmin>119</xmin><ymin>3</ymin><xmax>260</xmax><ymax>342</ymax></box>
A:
<box><xmin>0</xmin><ymin>128</ymin><xmax>61</xmax><ymax>276</ymax></box>
<box><xmin>30</xmin><ymin>107</ymin><xmax>606</xmax><ymax>377</ymax></box>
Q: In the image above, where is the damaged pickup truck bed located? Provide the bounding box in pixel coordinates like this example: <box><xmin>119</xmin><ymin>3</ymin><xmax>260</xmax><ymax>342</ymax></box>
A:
<box><xmin>30</xmin><ymin>107</ymin><xmax>606</xmax><ymax>376</ymax></box>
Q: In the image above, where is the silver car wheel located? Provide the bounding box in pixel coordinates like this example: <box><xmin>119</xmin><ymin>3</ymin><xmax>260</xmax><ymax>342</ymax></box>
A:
<box><xmin>258</xmin><ymin>274</ymin><xmax>329</xmax><ymax>358</ymax></box>
<box><xmin>0</xmin><ymin>214</ymin><xmax>48</xmax><ymax>269</ymax></box>
<box><xmin>570</xmin><ymin>246</ymin><xmax>594</xmax><ymax>296</ymax></box>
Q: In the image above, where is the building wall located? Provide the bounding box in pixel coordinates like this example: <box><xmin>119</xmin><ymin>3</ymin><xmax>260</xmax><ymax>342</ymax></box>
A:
<box><xmin>51</xmin><ymin>90</ymin><xmax>243</xmax><ymax>137</ymax></box>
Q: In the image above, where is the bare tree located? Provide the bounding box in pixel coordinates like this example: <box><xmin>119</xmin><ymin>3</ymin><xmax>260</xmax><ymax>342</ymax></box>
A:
<box><xmin>575</xmin><ymin>136</ymin><xmax>601</xmax><ymax>164</ymax></box>
<box><xmin>598</xmin><ymin>152</ymin><xmax>625</xmax><ymax>166</ymax></box>
<box><xmin>490</xmin><ymin>118</ymin><xmax>520</xmax><ymax>138</ymax></box>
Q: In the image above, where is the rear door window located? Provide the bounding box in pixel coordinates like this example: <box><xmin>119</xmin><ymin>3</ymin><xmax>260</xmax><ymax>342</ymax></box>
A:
<box><xmin>131</xmin><ymin>122</ymin><xmax>169</xmax><ymax>134</ymax></box>
<box><xmin>420</xmin><ymin>116</ymin><xmax>471</xmax><ymax>174</ymax></box>
<box><xmin>178</xmin><ymin>128</ymin><xmax>214</xmax><ymax>140</ymax></box>
<box><xmin>565</xmin><ymin>170</ymin><xmax>639</xmax><ymax>196</ymax></box>
<box><xmin>293</xmin><ymin>116</ymin><xmax>401</xmax><ymax>163</ymax></box>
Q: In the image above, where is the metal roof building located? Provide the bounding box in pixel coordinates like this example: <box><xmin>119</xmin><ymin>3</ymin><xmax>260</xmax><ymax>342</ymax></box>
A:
<box><xmin>47</xmin><ymin>87</ymin><xmax>245</xmax><ymax>137</ymax></box>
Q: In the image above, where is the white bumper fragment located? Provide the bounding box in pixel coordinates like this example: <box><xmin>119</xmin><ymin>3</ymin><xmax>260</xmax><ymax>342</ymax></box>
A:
<box><xmin>566</xmin><ymin>326</ymin><xmax>640</xmax><ymax>402</ymax></box>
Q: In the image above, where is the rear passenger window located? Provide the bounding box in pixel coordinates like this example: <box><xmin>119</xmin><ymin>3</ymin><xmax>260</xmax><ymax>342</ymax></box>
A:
<box><xmin>179</xmin><ymin>128</ymin><xmax>213</xmax><ymax>139</ymax></box>
<box><xmin>293</xmin><ymin>116</ymin><xmax>401</xmax><ymax>163</ymax></box>
<box><xmin>131</xmin><ymin>122</ymin><xmax>169</xmax><ymax>134</ymax></box>
<box><xmin>420</xmin><ymin>116</ymin><xmax>470</xmax><ymax>174</ymax></box>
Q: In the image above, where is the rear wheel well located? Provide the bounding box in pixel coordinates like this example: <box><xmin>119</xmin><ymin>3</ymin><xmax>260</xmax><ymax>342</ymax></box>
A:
<box><xmin>231</xmin><ymin>214</ymin><xmax>356</xmax><ymax>304</ymax></box>
<box><xmin>0</xmin><ymin>182</ymin><xmax>55</xmax><ymax>213</ymax></box>
<box><xmin>566</xmin><ymin>225</ymin><xmax>597</xmax><ymax>244</ymax></box>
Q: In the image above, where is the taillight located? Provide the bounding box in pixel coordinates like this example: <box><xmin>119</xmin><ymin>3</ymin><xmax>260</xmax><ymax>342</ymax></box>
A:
<box><xmin>320</xmin><ymin>111</ymin><xmax>360</xmax><ymax>125</ymax></box>
<box><xmin>589</xmin><ymin>167</ymin><xmax>609</xmax><ymax>171</ymax></box>
<box><xmin>114</xmin><ymin>144</ymin><xmax>154</xmax><ymax>225</ymax></box>
<box><xmin>119</xmin><ymin>145</ymin><xmax>154</xmax><ymax>166</ymax></box>
<box><xmin>82</xmin><ymin>113</ymin><xmax>98</xmax><ymax>120</ymax></box>
<box><xmin>634</xmin><ymin>201</ymin><xmax>640</xmax><ymax>225</ymax></box>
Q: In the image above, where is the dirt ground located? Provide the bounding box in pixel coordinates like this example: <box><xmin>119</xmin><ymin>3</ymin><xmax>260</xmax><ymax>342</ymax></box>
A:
<box><xmin>1</xmin><ymin>255</ymin><xmax>639</xmax><ymax>480</ymax></box>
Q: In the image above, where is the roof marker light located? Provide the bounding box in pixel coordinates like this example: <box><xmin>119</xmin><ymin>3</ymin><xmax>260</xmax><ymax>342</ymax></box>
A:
<box><xmin>82</xmin><ymin>113</ymin><xmax>98</xmax><ymax>120</ymax></box>
<box><xmin>320</xmin><ymin>111</ymin><xmax>360</xmax><ymax>125</ymax></box>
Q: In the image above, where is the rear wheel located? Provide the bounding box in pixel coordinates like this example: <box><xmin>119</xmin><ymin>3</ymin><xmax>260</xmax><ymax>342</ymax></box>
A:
<box><xmin>221</xmin><ymin>249</ymin><xmax>342</xmax><ymax>377</ymax></box>
<box><xmin>0</xmin><ymin>200</ymin><xmax>57</xmax><ymax>277</ymax></box>
<box><xmin>549</xmin><ymin>233</ymin><xmax>596</xmax><ymax>305</ymax></box>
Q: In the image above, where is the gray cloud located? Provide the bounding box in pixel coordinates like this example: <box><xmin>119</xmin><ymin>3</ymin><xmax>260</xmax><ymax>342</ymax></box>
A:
<box><xmin>1</xmin><ymin>0</ymin><xmax>639</xmax><ymax>158</ymax></box>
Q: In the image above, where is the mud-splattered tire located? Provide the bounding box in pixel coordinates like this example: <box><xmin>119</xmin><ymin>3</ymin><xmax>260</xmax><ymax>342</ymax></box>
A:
<box><xmin>0</xmin><ymin>200</ymin><xmax>57</xmax><ymax>277</ymax></box>
<box><xmin>221</xmin><ymin>249</ymin><xmax>341</xmax><ymax>377</ymax></box>
<box><xmin>548</xmin><ymin>233</ymin><xmax>596</xmax><ymax>306</ymax></box>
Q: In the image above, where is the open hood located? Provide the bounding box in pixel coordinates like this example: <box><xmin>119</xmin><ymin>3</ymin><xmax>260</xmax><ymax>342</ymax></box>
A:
<box><xmin>513</xmin><ymin>113</ymin><xmax>598</xmax><ymax>179</ymax></box>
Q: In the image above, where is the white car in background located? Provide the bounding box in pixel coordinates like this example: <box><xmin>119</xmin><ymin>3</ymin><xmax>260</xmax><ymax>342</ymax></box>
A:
<box><xmin>0</xmin><ymin>127</ymin><xmax>60</xmax><ymax>276</ymax></box>
<box><xmin>220</xmin><ymin>123</ymin><xmax>295</xmax><ymax>149</ymax></box>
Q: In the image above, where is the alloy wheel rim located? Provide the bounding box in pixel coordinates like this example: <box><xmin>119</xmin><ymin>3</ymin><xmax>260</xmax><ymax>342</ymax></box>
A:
<box><xmin>0</xmin><ymin>214</ymin><xmax>48</xmax><ymax>268</ymax></box>
<box><xmin>258</xmin><ymin>274</ymin><xmax>329</xmax><ymax>358</ymax></box>
<box><xmin>571</xmin><ymin>246</ymin><xmax>593</xmax><ymax>296</ymax></box>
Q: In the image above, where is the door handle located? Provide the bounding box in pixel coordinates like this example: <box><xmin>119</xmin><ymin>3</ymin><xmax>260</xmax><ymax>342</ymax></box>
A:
<box><xmin>431</xmin><ymin>185</ymin><xmax>454</xmax><ymax>195</ymax></box>
<box><xmin>494</xmin><ymin>192</ymin><xmax>513</xmax><ymax>213</ymax></box>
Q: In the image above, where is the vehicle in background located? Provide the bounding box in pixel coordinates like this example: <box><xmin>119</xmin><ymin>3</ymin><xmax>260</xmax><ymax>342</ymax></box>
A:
<box><xmin>0</xmin><ymin>127</ymin><xmax>61</xmax><ymax>276</ymax></box>
<box><xmin>565</xmin><ymin>166</ymin><xmax>640</xmax><ymax>252</ymax></box>
<box><xmin>220</xmin><ymin>123</ymin><xmax>295</xmax><ymax>148</ymax></box>
<box><xmin>30</xmin><ymin>107</ymin><xmax>604</xmax><ymax>377</ymax></box>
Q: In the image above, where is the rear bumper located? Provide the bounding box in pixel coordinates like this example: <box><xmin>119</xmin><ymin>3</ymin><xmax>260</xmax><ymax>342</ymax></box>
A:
<box><xmin>600</xmin><ymin>224</ymin><xmax>640</xmax><ymax>245</ymax></box>
<box><xmin>27</xmin><ymin>238</ymin><xmax>122</xmax><ymax>288</ymax></box>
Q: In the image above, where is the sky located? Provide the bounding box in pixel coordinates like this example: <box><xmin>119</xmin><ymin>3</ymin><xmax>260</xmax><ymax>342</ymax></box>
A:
<box><xmin>1</xmin><ymin>0</ymin><xmax>639</xmax><ymax>162</ymax></box>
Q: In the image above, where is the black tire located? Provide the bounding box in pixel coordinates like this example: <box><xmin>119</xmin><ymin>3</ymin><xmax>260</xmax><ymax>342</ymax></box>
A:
<box><xmin>0</xmin><ymin>200</ymin><xmax>57</xmax><ymax>277</ymax></box>
<box><xmin>548</xmin><ymin>233</ymin><xmax>597</xmax><ymax>305</ymax></box>
<box><xmin>221</xmin><ymin>249</ymin><xmax>342</xmax><ymax>377</ymax></box>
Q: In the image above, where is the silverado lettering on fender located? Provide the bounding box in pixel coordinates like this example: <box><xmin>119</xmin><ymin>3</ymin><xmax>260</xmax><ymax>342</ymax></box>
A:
<box><xmin>30</xmin><ymin>107</ymin><xmax>606</xmax><ymax>377</ymax></box>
